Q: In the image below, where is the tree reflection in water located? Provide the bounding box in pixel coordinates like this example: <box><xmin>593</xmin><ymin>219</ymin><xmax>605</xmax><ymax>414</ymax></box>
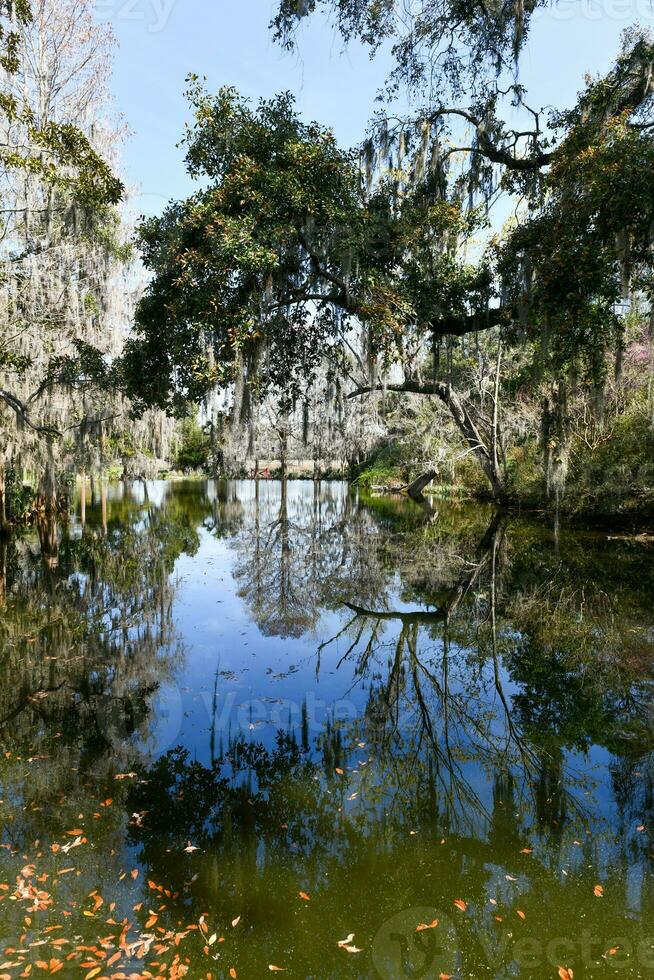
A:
<box><xmin>131</xmin><ymin>482</ymin><xmax>654</xmax><ymax>976</ymax></box>
<box><xmin>0</xmin><ymin>479</ymin><xmax>653</xmax><ymax>977</ymax></box>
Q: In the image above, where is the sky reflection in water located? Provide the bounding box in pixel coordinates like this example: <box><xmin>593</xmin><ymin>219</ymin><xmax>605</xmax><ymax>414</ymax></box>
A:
<box><xmin>0</xmin><ymin>479</ymin><xmax>653</xmax><ymax>978</ymax></box>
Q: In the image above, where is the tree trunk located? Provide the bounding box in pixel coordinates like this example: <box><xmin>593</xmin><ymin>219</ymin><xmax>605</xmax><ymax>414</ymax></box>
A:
<box><xmin>0</xmin><ymin>538</ymin><xmax>6</xmax><ymax>601</ymax></box>
<box><xmin>38</xmin><ymin>439</ymin><xmax>58</xmax><ymax>515</ymax></box>
<box><xmin>349</xmin><ymin>380</ymin><xmax>506</xmax><ymax>499</ymax></box>
<box><xmin>491</xmin><ymin>340</ymin><xmax>503</xmax><ymax>487</ymax></box>
<box><xmin>101</xmin><ymin>484</ymin><xmax>107</xmax><ymax>535</ymax></box>
<box><xmin>122</xmin><ymin>457</ymin><xmax>132</xmax><ymax>491</ymax></box>
<box><xmin>80</xmin><ymin>468</ymin><xmax>87</xmax><ymax>527</ymax></box>
<box><xmin>279</xmin><ymin>427</ymin><xmax>288</xmax><ymax>485</ymax></box>
<box><xmin>0</xmin><ymin>466</ymin><xmax>7</xmax><ymax>534</ymax></box>
<box><xmin>437</xmin><ymin>384</ymin><xmax>505</xmax><ymax>499</ymax></box>
<box><xmin>38</xmin><ymin>514</ymin><xmax>59</xmax><ymax>569</ymax></box>
<box><xmin>407</xmin><ymin>470</ymin><xmax>437</xmax><ymax>500</ymax></box>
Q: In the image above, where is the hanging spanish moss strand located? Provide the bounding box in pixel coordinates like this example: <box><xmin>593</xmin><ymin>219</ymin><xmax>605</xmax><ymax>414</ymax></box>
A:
<box><xmin>0</xmin><ymin>0</ymin><xmax>174</xmax><ymax>513</ymax></box>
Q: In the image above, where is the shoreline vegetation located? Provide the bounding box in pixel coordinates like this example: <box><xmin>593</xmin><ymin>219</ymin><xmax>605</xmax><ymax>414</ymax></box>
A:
<box><xmin>2</xmin><ymin>469</ymin><xmax>652</xmax><ymax>540</ymax></box>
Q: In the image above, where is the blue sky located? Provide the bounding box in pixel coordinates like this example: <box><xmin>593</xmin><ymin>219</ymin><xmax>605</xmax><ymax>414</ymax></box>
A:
<box><xmin>102</xmin><ymin>0</ymin><xmax>651</xmax><ymax>215</ymax></box>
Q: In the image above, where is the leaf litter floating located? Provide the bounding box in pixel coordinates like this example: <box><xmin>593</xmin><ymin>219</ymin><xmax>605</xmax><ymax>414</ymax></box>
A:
<box><xmin>338</xmin><ymin>933</ymin><xmax>362</xmax><ymax>952</ymax></box>
<box><xmin>416</xmin><ymin>920</ymin><xmax>439</xmax><ymax>931</ymax></box>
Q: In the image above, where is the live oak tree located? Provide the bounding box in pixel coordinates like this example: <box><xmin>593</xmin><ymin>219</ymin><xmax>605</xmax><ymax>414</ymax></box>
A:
<box><xmin>125</xmin><ymin>85</ymin><xmax>362</xmax><ymax>408</ymax></box>
<box><xmin>125</xmin><ymin>81</ymin><xmax>508</xmax><ymax>492</ymax></box>
<box><xmin>495</xmin><ymin>33</ymin><xmax>654</xmax><ymax>495</ymax></box>
<box><xmin>273</xmin><ymin>0</ymin><xmax>544</xmax><ymax>102</ymax></box>
<box><xmin>126</xmin><ymin>31</ymin><xmax>654</xmax><ymax>499</ymax></box>
<box><xmin>272</xmin><ymin>0</ymin><xmax>654</xmax><ymax>495</ymax></box>
<box><xmin>499</xmin><ymin>32</ymin><xmax>654</xmax><ymax>367</ymax></box>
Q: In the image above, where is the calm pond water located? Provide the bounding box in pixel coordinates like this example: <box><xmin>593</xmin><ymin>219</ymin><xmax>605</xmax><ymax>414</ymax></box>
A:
<box><xmin>1</xmin><ymin>479</ymin><xmax>654</xmax><ymax>979</ymax></box>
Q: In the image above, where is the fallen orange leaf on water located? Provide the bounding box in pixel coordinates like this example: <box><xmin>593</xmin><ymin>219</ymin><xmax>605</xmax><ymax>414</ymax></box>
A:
<box><xmin>229</xmin><ymin>969</ymin><xmax>237</xmax><ymax>979</ymax></box>
<box><xmin>299</xmin><ymin>892</ymin><xmax>310</xmax><ymax>901</ymax></box>
<box><xmin>416</xmin><ymin>920</ymin><xmax>438</xmax><ymax>931</ymax></box>
<box><xmin>594</xmin><ymin>884</ymin><xmax>604</xmax><ymax>898</ymax></box>
<box><xmin>335</xmin><ymin>768</ymin><xmax>344</xmax><ymax>775</ymax></box>
<box><xmin>558</xmin><ymin>968</ymin><xmax>574</xmax><ymax>980</ymax></box>
<box><xmin>453</xmin><ymin>899</ymin><xmax>467</xmax><ymax>912</ymax></box>
<box><xmin>517</xmin><ymin>910</ymin><xmax>526</xmax><ymax>920</ymax></box>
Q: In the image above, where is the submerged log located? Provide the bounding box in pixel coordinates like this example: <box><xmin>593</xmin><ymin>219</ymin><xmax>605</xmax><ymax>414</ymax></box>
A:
<box><xmin>370</xmin><ymin>470</ymin><xmax>437</xmax><ymax>501</ymax></box>
<box><xmin>406</xmin><ymin>470</ymin><xmax>437</xmax><ymax>500</ymax></box>
<box><xmin>345</xmin><ymin>601</ymin><xmax>447</xmax><ymax>624</ymax></box>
